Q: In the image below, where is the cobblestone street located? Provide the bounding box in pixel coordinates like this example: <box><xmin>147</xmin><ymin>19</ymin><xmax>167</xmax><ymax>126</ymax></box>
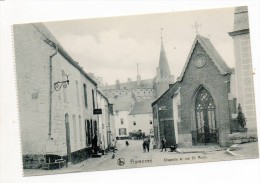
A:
<box><xmin>24</xmin><ymin>140</ymin><xmax>259</xmax><ymax>176</ymax></box>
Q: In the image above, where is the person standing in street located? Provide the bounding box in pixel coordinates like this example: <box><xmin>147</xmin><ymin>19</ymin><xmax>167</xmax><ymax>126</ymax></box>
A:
<box><xmin>143</xmin><ymin>138</ymin><xmax>147</xmax><ymax>153</ymax></box>
<box><xmin>161</xmin><ymin>138</ymin><xmax>167</xmax><ymax>152</ymax></box>
<box><xmin>146</xmin><ymin>138</ymin><xmax>151</xmax><ymax>152</ymax></box>
<box><xmin>111</xmin><ymin>139</ymin><xmax>116</xmax><ymax>159</ymax></box>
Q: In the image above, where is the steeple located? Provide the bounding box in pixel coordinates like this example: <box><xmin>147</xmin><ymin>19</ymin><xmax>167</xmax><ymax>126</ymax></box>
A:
<box><xmin>158</xmin><ymin>28</ymin><xmax>171</xmax><ymax>77</ymax></box>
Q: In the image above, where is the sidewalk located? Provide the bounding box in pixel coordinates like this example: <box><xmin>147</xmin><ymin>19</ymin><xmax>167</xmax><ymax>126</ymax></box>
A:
<box><xmin>176</xmin><ymin>145</ymin><xmax>224</xmax><ymax>154</ymax></box>
<box><xmin>226</xmin><ymin>142</ymin><xmax>259</xmax><ymax>158</ymax></box>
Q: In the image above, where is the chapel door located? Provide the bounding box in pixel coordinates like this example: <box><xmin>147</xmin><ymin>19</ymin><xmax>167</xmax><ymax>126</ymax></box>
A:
<box><xmin>195</xmin><ymin>88</ymin><xmax>218</xmax><ymax>145</ymax></box>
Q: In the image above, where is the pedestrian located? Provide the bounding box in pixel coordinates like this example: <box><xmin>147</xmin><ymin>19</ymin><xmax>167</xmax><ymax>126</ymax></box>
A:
<box><xmin>143</xmin><ymin>138</ymin><xmax>147</xmax><ymax>153</ymax></box>
<box><xmin>151</xmin><ymin>138</ymin><xmax>156</xmax><ymax>149</ymax></box>
<box><xmin>111</xmin><ymin>139</ymin><xmax>116</xmax><ymax>159</ymax></box>
<box><xmin>146</xmin><ymin>138</ymin><xmax>150</xmax><ymax>152</ymax></box>
<box><xmin>161</xmin><ymin>138</ymin><xmax>167</xmax><ymax>152</ymax></box>
<box><xmin>126</xmin><ymin>140</ymin><xmax>129</xmax><ymax>146</ymax></box>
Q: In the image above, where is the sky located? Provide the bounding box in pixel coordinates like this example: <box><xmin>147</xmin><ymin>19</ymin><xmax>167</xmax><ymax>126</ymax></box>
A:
<box><xmin>44</xmin><ymin>7</ymin><xmax>235</xmax><ymax>85</ymax></box>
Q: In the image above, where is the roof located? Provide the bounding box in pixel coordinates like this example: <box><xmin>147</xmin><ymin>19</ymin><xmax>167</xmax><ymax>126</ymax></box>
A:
<box><xmin>178</xmin><ymin>35</ymin><xmax>231</xmax><ymax>81</ymax></box>
<box><xmin>113</xmin><ymin>95</ymin><xmax>132</xmax><ymax>112</ymax></box>
<box><xmin>32</xmin><ymin>23</ymin><xmax>97</xmax><ymax>86</ymax></box>
<box><xmin>151</xmin><ymin>81</ymin><xmax>180</xmax><ymax>106</ymax></box>
<box><xmin>102</xmin><ymin>78</ymin><xmax>154</xmax><ymax>90</ymax></box>
<box><xmin>129</xmin><ymin>99</ymin><xmax>154</xmax><ymax>115</ymax></box>
<box><xmin>159</xmin><ymin>40</ymin><xmax>171</xmax><ymax>77</ymax></box>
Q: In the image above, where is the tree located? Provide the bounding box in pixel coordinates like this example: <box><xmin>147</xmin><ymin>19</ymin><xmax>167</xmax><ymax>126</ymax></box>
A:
<box><xmin>237</xmin><ymin>103</ymin><xmax>246</xmax><ymax>128</ymax></box>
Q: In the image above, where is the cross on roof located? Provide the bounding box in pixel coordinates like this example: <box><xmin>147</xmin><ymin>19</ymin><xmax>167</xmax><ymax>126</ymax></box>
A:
<box><xmin>160</xmin><ymin>27</ymin><xmax>164</xmax><ymax>40</ymax></box>
<box><xmin>192</xmin><ymin>21</ymin><xmax>201</xmax><ymax>35</ymax></box>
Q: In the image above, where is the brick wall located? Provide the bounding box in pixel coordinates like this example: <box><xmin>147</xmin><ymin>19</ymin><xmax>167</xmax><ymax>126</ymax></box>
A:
<box><xmin>179</xmin><ymin>42</ymin><xmax>231</xmax><ymax>147</ymax></box>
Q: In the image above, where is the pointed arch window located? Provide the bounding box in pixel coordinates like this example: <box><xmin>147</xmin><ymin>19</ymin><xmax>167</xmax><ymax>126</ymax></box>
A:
<box><xmin>195</xmin><ymin>87</ymin><xmax>217</xmax><ymax>144</ymax></box>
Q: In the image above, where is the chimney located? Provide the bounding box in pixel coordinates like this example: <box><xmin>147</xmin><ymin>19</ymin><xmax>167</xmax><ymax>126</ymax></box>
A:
<box><xmin>116</xmin><ymin>79</ymin><xmax>120</xmax><ymax>89</ymax></box>
<box><xmin>127</xmin><ymin>78</ymin><xmax>132</xmax><ymax>83</ymax></box>
<box><xmin>137</xmin><ymin>75</ymin><xmax>141</xmax><ymax>86</ymax></box>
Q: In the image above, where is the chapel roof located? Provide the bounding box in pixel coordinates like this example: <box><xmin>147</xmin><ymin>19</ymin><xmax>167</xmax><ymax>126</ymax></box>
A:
<box><xmin>178</xmin><ymin>35</ymin><xmax>232</xmax><ymax>81</ymax></box>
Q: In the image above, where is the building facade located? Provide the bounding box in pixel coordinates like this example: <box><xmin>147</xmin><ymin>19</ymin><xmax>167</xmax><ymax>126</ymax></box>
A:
<box><xmin>228</xmin><ymin>6</ymin><xmax>257</xmax><ymax>133</ymax></box>
<box><xmin>128</xmin><ymin>99</ymin><xmax>154</xmax><ymax>136</ymax></box>
<box><xmin>152</xmin><ymin>35</ymin><xmax>238</xmax><ymax>147</ymax></box>
<box><xmin>14</xmin><ymin>23</ymin><xmax>114</xmax><ymax>169</ymax></box>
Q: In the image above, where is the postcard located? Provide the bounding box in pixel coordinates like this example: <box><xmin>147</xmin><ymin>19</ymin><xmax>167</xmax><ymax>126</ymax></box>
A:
<box><xmin>12</xmin><ymin>5</ymin><xmax>259</xmax><ymax>177</ymax></box>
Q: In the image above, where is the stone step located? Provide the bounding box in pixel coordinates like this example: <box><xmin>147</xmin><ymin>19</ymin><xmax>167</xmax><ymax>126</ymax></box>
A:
<box><xmin>91</xmin><ymin>153</ymin><xmax>102</xmax><ymax>158</ymax></box>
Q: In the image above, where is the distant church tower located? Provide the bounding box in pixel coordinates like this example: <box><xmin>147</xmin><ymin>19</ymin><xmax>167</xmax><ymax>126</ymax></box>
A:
<box><xmin>154</xmin><ymin>28</ymin><xmax>175</xmax><ymax>98</ymax></box>
<box><xmin>228</xmin><ymin>6</ymin><xmax>257</xmax><ymax>133</ymax></box>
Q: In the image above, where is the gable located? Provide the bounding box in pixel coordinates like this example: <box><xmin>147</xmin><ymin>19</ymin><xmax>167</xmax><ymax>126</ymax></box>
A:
<box><xmin>178</xmin><ymin>35</ymin><xmax>231</xmax><ymax>81</ymax></box>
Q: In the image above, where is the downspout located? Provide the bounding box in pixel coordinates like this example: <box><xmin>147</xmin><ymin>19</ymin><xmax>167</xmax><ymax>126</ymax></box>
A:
<box><xmin>49</xmin><ymin>45</ymin><xmax>58</xmax><ymax>139</ymax></box>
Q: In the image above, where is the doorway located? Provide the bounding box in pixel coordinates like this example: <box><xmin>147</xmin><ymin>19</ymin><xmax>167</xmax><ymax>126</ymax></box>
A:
<box><xmin>195</xmin><ymin>87</ymin><xmax>218</xmax><ymax>145</ymax></box>
<box><xmin>65</xmin><ymin>113</ymin><xmax>72</xmax><ymax>162</ymax></box>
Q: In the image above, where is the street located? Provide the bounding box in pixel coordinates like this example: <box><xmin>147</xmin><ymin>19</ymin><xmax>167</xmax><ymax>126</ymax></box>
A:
<box><xmin>24</xmin><ymin>140</ymin><xmax>259</xmax><ymax>176</ymax></box>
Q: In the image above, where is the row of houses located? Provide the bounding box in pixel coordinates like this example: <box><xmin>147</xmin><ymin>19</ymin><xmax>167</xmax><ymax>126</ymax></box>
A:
<box><xmin>112</xmin><ymin>96</ymin><xmax>154</xmax><ymax>139</ymax></box>
<box><xmin>14</xmin><ymin>23</ymin><xmax>116</xmax><ymax>169</ymax></box>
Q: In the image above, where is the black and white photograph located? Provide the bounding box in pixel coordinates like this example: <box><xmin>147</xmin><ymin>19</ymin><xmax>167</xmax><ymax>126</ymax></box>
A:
<box><xmin>9</xmin><ymin>3</ymin><xmax>260</xmax><ymax>179</ymax></box>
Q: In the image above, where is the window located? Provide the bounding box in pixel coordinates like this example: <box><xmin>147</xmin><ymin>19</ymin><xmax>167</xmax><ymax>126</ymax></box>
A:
<box><xmin>115</xmin><ymin>110</ymin><xmax>119</xmax><ymax>116</ymax></box>
<box><xmin>119</xmin><ymin>128</ymin><xmax>127</xmax><ymax>135</ymax></box>
<box><xmin>150</xmin><ymin>120</ymin><xmax>153</xmax><ymax>125</ymax></box>
<box><xmin>76</xmin><ymin>81</ymin><xmax>80</xmax><ymax>106</ymax></box>
<box><xmin>92</xmin><ymin>89</ymin><xmax>95</xmax><ymax>109</ymax></box>
<box><xmin>85</xmin><ymin>120</ymin><xmax>92</xmax><ymax>146</ymax></box>
<box><xmin>83</xmin><ymin>84</ymin><xmax>88</xmax><ymax>107</ymax></box>
<box><xmin>233</xmin><ymin>98</ymin><xmax>237</xmax><ymax>113</ymax></box>
<box><xmin>120</xmin><ymin>118</ymin><xmax>124</xmax><ymax>124</ymax></box>
<box><xmin>133</xmin><ymin>121</ymin><xmax>136</xmax><ymax>126</ymax></box>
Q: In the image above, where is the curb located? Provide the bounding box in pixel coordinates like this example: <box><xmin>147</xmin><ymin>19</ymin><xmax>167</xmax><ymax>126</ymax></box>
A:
<box><xmin>226</xmin><ymin>148</ymin><xmax>242</xmax><ymax>156</ymax></box>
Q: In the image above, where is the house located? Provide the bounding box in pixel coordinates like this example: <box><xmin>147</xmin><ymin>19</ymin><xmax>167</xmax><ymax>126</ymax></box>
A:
<box><xmin>112</xmin><ymin>95</ymin><xmax>133</xmax><ymax>139</ymax></box>
<box><xmin>14</xmin><ymin>23</ymin><xmax>114</xmax><ymax>169</ymax></box>
<box><xmin>128</xmin><ymin>99</ymin><xmax>154</xmax><ymax>137</ymax></box>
